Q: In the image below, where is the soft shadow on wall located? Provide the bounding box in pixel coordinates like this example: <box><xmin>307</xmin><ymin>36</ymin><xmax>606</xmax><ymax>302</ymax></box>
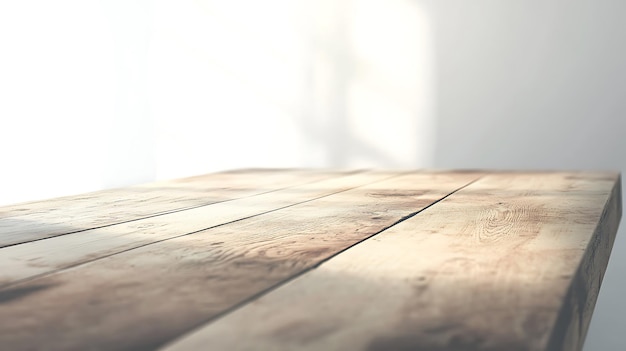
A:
<box><xmin>147</xmin><ymin>0</ymin><xmax>436</xmax><ymax>174</ymax></box>
<box><xmin>0</xmin><ymin>0</ymin><xmax>435</xmax><ymax>204</ymax></box>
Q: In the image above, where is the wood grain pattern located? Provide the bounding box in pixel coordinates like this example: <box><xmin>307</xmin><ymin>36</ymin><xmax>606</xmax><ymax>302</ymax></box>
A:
<box><xmin>0</xmin><ymin>172</ymin><xmax>479</xmax><ymax>351</ymax></box>
<box><xmin>161</xmin><ymin>172</ymin><xmax>621</xmax><ymax>351</ymax></box>
<box><xmin>546</xmin><ymin>174</ymin><xmax>622</xmax><ymax>351</ymax></box>
<box><xmin>0</xmin><ymin>169</ymin><xmax>340</xmax><ymax>247</ymax></box>
<box><xmin>0</xmin><ymin>171</ymin><xmax>393</xmax><ymax>287</ymax></box>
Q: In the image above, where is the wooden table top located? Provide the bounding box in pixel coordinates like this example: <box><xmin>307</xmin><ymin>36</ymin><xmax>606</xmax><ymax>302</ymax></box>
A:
<box><xmin>0</xmin><ymin>169</ymin><xmax>621</xmax><ymax>351</ymax></box>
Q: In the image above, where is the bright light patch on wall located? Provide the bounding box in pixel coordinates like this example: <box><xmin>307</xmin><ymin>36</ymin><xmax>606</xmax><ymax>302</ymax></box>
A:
<box><xmin>0</xmin><ymin>1</ymin><xmax>114</xmax><ymax>205</ymax></box>
<box><xmin>149</xmin><ymin>0</ymin><xmax>436</xmax><ymax>176</ymax></box>
<box><xmin>149</xmin><ymin>0</ymin><xmax>309</xmax><ymax>180</ymax></box>
<box><xmin>347</xmin><ymin>0</ymin><xmax>436</xmax><ymax>168</ymax></box>
<box><xmin>0</xmin><ymin>0</ymin><xmax>436</xmax><ymax>205</ymax></box>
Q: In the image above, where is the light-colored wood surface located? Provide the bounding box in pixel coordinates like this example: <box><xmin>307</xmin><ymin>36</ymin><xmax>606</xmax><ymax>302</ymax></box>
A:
<box><xmin>0</xmin><ymin>170</ymin><xmax>620</xmax><ymax>351</ymax></box>
<box><xmin>0</xmin><ymin>171</ymin><xmax>392</xmax><ymax>287</ymax></box>
<box><xmin>0</xmin><ymin>171</ymin><xmax>479</xmax><ymax>351</ymax></box>
<box><xmin>0</xmin><ymin>169</ymin><xmax>340</xmax><ymax>247</ymax></box>
<box><xmin>161</xmin><ymin>172</ymin><xmax>621</xmax><ymax>351</ymax></box>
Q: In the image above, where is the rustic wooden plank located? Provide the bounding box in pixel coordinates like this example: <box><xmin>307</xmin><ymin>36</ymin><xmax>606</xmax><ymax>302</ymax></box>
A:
<box><xmin>161</xmin><ymin>172</ymin><xmax>621</xmax><ymax>351</ymax></box>
<box><xmin>0</xmin><ymin>172</ymin><xmax>479</xmax><ymax>351</ymax></box>
<box><xmin>546</xmin><ymin>174</ymin><xmax>622</xmax><ymax>351</ymax></box>
<box><xmin>0</xmin><ymin>169</ymin><xmax>342</xmax><ymax>247</ymax></box>
<box><xmin>0</xmin><ymin>171</ymin><xmax>394</xmax><ymax>287</ymax></box>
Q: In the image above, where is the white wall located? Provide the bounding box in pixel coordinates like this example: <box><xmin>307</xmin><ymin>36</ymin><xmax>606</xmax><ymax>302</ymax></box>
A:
<box><xmin>1</xmin><ymin>1</ymin><xmax>624</xmax><ymax>349</ymax></box>
<box><xmin>0</xmin><ymin>0</ymin><xmax>436</xmax><ymax>205</ymax></box>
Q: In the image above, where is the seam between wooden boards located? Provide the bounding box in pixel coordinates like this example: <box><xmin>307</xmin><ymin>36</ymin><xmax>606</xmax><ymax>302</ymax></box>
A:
<box><xmin>0</xmin><ymin>171</ymin><xmax>407</xmax><ymax>290</ymax></box>
<box><xmin>156</xmin><ymin>172</ymin><xmax>621</xmax><ymax>351</ymax></box>
<box><xmin>157</xmin><ymin>174</ymin><xmax>485</xmax><ymax>350</ymax></box>
<box><xmin>0</xmin><ymin>170</ymin><xmax>362</xmax><ymax>249</ymax></box>
<box><xmin>0</xmin><ymin>168</ymin><xmax>332</xmax><ymax>218</ymax></box>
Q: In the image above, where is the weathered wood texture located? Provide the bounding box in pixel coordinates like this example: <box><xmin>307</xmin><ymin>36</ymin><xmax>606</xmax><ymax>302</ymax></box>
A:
<box><xmin>161</xmin><ymin>172</ymin><xmax>622</xmax><ymax>351</ymax></box>
<box><xmin>0</xmin><ymin>170</ymin><xmax>619</xmax><ymax>351</ymax></box>
<box><xmin>0</xmin><ymin>171</ymin><xmax>395</xmax><ymax>287</ymax></box>
<box><xmin>0</xmin><ymin>169</ymin><xmax>340</xmax><ymax>247</ymax></box>
<box><xmin>0</xmin><ymin>172</ymin><xmax>479</xmax><ymax>351</ymax></box>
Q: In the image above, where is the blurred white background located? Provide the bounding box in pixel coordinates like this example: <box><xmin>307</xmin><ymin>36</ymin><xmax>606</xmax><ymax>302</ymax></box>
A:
<box><xmin>1</xmin><ymin>1</ymin><xmax>625</xmax><ymax>349</ymax></box>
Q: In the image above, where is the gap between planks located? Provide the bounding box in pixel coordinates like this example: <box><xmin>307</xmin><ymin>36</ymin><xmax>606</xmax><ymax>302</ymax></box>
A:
<box><xmin>0</xmin><ymin>171</ymin><xmax>481</xmax><ymax>351</ymax></box>
<box><xmin>0</xmin><ymin>169</ymin><xmax>348</xmax><ymax>248</ymax></box>
<box><xmin>158</xmin><ymin>175</ymin><xmax>483</xmax><ymax>345</ymax></box>
<box><xmin>0</xmin><ymin>171</ymin><xmax>403</xmax><ymax>288</ymax></box>
<box><xmin>160</xmin><ymin>172</ymin><xmax>621</xmax><ymax>351</ymax></box>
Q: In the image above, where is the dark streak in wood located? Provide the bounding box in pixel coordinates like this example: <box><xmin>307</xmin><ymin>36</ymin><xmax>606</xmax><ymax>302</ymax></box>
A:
<box><xmin>0</xmin><ymin>171</ymin><xmax>619</xmax><ymax>351</ymax></box>
<box><xmin>158</xmin><ymin>172</ymin><xmax>621</xmax><ymax>351</ymax></box>
<box><xmin>0</xmin><ymin>172</ymin><xmax>478</xmax><ymax>351</ymax></box>
<box><xmin>0</xmin><ymin>170</ymin><xmax>341</xmax><ymax>247</ymax></box>
<box><xmin>0</xmin><ymin>284</ymin><xmax>54</xmax><ymax>304</ymax></box>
